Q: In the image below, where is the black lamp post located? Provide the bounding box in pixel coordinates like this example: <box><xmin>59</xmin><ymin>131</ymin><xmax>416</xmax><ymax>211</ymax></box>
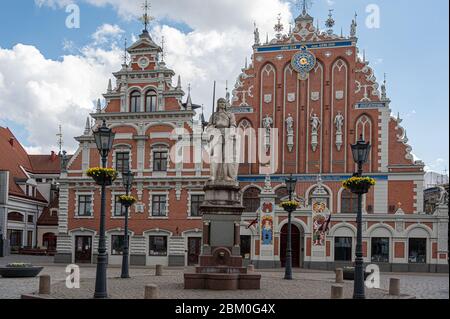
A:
<box><xmin>350</xmin><ymin>135</ymin><xmax>371</xmax><ymax>300</ymax></box>
<box><xmin>93</xmin><ymin>120</ymin><xmax>115</xmax><ymax>299</ymax></box>
<box><xmin>284</xmin><ymin>174</ymin><xmax>297</xmax><ymax>280</ymax></box>
<box><xmin>121</xmin><ymin>170</ymin><xmax>134</xmax><ymax>279</ymax></box>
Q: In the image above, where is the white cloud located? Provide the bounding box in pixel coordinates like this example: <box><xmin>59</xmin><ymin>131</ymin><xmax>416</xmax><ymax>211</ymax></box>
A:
<box><xmin>0</xmin><ymin>43</ymin><xmax>122</xmax><ymax>154</ymax></box>
<box><xmin>92</xmin><ymin>24</ymin><xmax>125</xmax><ymax>45</ymax></box>
<box><xmin>8</xmin><ymin>0</ymin><xmax>296</xmax><ymax>153</ymax></box>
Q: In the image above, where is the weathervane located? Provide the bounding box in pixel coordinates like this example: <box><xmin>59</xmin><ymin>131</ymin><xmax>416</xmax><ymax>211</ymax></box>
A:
<box><xmin>140</xmin><ymin>0</ymin><xmax>154</xmax><ymax>32</ymax></box>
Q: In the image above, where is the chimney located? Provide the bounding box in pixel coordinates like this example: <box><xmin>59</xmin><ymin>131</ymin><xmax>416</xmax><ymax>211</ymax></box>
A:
<box><xmin>8</xmin><ymin>137</ymin><xmax>15</xmax><ymax>147</ymax></box>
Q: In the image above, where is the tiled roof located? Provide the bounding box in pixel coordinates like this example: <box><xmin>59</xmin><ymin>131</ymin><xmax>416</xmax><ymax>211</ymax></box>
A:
<box><xmin>0</xmin><ymin>126</ymin><xmax>59</xmax><ymax>203</ymax></box>
<box><xmin>29</xmin><ymin>154</ymin><xmax>61</xmax><ymax>174</ymax></box>
<box><xmin>37</xmin><ymin>196</ymin><xmax>59</xmax><ymax>226</ymax></box>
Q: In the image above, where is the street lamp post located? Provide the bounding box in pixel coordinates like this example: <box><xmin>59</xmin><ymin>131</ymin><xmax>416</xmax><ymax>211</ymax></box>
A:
<box><xmin>284</xmin><ymin>174</ymin><xmax>297</xmax><ymax>280</ymax></box>
<box><xmin>350</xmin><ymin>135</ymin><xmax>371</xmax><ymax>300</ymax></box>
<box><xmin>121</xmin><ymin>170</ymin><xmax>134</xmax><ymax>279</ymax></box>
<box><xmin>93</xmin><ymin>120</ymin><xmax>115</xmax><ymax>299</ymax></box>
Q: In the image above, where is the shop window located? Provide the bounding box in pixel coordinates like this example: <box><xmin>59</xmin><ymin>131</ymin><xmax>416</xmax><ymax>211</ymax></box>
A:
<box><xmin>334</xmin><ymin>237</ymin><xmax>352</xmax><ymax>261</ymax></box>
<box><xmin>149</xmin><ymin>236</ymin><xmax>167</xmax><ymax>256</ymax></box>
<box><xmin>408</xmin><ymin>238</ymin><xmax>427</xmax><ymax>264</ymax></box>
<box><xmin>371</xmin><ymin>237</ymin><xmax>390</xmax><ymax>263</ymax></box>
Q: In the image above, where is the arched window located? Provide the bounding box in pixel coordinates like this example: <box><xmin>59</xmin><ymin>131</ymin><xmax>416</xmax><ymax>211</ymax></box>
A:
<box><xmin>341</xmin><ymin>189</ymin><xmax>358</xmax><ymax>214</ymax></box>
<box><xmin>130</xmin><ymin>91</ymin><xmax>141</xmax><ymax>113</ymax></box>
<box><xmin>145</xmin><ymin>90</ymin><xmax>158</xmax><ymax>112</ymax></box>
<box><xmin>308</xmin><ymin>186</ymin><xmax>330</xmax><ymax>207</ymax></box>
<box><xmin>275</xmin><ymin>187</ymin><xmax>289</xmax><ymax>205</ymax></box>
<box><xmin>243</xmin><ymin>187</ymin><xmax>261</xmax><ymax>213</ymax></box>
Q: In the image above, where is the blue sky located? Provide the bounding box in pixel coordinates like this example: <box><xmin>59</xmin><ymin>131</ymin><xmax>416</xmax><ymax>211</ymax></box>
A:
<box><xmin>0</xmin><ymin>0</ymin><xmax>448</xmax><ymax>174</ymax></box>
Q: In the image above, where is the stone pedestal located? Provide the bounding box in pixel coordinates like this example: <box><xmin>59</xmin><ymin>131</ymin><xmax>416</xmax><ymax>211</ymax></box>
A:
<box><xmin>184</xmin><ymin>181</ymin><xmax>261</xmax><ymax>290</ymax></box>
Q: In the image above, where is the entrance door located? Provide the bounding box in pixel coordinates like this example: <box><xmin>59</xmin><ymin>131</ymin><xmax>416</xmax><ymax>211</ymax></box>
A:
<box><xmin>187</xmin><ymin>237</ymin><xmax>201</xmax><ymax>266</ymax></box>
<box><xmin>75</xmin><ymin>236</ymin><xmax>92</xmax><ymax>264</ymax></box>
<box><xmin>280</xmin><ymin>224</ymin><xmax>302</xmax><ymax>268</ymax></box>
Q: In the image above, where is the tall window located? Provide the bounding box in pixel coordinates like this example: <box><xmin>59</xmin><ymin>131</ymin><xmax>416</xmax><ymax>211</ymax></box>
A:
<box><xmin>152</xmin><ymin>195</ymin><xmax>167</xmax><ymax>217</ymax></box>
<box><xmin>334</xmin><ymin>237</ymin><xmax>352</xmax><ymax>261</ymax></box>
<box><xmin>190</xmin><ymin>195</ymin><xmax>204</xmax><ymax>217</ymax></box>
<box><xmin>116</xmin><ymin>152</ymin><xmax>130</xmax><ymax>173</ymax></box>
<box><xmin>130</xmin><ymin>91</ymin><xmax>141</xmax><ymax>113</ymax></box>
<box><xmin>149</xmin><ymin>236</ymin><xmax>167</xmax><ymax>256</ymax></box>
<box><xmin>371</xmin><ymin>238</ymin><xmax>390</xmax><ymax>262</ymax></box>
<box><xmin>153</xmin><ymin>151</ymin><xmax>168</xmax><ymax>172</ymax></box>
<box><xmin>408</xmin><ymin>238</ymin><xmax>427</xmax><ymax>264</ymax></box>
<box><xmin>341</xmin><ymin>189</ymin><xmax>358</xmax><ymax>214</ymax></box>
<box><xmin>114</xmin><ymin>195</ymin><xmax>127</xmax><ymax>217</ymax></box>
<box><xmin>145</xmin><ymin>90</ymin><xmax>158</xmax><ymax>112</ymax></box>
<box><xmin>78</xmin><ymin>195</ymin><xmax>92</xmax><ymax>216</ymax></box>
<box><xmin>243</xmin><ymin>187</ymin><xmax>261</xmax><ymax>213</ymax></box>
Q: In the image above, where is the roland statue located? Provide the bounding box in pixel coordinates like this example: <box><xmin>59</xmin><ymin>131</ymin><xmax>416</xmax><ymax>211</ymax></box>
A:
<box><xmin>206</xmin><ymin>98</ymin><xmax>239</xmax><ymax>183</ymax></box>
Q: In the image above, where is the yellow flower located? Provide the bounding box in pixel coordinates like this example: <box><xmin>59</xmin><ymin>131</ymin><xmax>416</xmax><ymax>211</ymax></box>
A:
<box><xmin>342</xmin><ymin>177</ymin><xmax>376</xmax><ymax>190</ymax></box>
<box><xmin>118</xmin><ymin>195</ymin><xmax>137</xmax><ymax>205</ymax></box>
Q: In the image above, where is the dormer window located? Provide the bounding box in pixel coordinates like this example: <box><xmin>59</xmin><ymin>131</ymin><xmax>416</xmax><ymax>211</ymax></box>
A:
<box><xmin>145</xmin><ymin>90</ymin><xmax>157</xmax><ymax>112</ymax></box>
<box><xmin>130</xmin><ymin>91</ymin><xmax>141</xmax><ymax>113</ymax></box>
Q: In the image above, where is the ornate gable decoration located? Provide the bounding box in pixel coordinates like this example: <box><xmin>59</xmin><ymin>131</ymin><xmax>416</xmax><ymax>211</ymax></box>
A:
<box><xmin>291</xmin><ymin>46</ymin><xmax>317</xmax><ymax>80</ymax></box>
<box><xmin>127</xmin><ymin>31</ymin><xmax>162</xmax><ymax>54</ymax></box>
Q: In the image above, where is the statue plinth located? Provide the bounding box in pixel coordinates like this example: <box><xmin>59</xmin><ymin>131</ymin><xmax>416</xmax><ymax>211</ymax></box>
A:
<box><xmin>184</xmin><ymin>179</ymin><xmax>261</xmax><ymax>290</ymax></box>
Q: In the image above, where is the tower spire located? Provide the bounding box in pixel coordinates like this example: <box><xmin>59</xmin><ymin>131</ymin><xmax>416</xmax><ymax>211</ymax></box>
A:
<box><xmin>56</xmin><ymin>125</ymin><xmax>63</xmax><ymax>155</ymax></box>
<box><xmin>161</xmin><ymin>35</ymin><xmax>165</xmax><ymax>62</ymax></box>
<box><xmin>122</xmin><ymin>38</ymin><xmax>128</xmax><ymax>67</ymax></box>
<box><xmin>84</xmin><ymin>117</ymin><xmax>91</xmax><ymax>135</ymax></box>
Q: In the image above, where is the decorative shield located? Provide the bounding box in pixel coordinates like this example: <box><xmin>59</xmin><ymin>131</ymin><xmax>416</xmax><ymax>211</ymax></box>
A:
<box><xmin>291</xmin><ymin>46</ymin><xmax>317</xmax><ymax>81</ymax></box>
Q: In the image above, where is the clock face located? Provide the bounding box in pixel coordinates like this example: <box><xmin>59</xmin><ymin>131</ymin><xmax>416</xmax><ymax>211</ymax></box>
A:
<box><xmin>291</xmin><ymin>46</ymin><xmax>317</xmax><ymax>77</ymax></box>
<box><xmin>138</xmin><ymin>56</ymin><xmax>150</xmax><ymax>69</ymax></box>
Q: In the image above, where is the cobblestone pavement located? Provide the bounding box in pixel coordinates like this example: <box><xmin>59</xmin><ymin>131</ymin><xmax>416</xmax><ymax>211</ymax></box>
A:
<box><xmin>1</xmin><ymin>256</ymin><xmax>448</xmax><ymax>299</ymax></box>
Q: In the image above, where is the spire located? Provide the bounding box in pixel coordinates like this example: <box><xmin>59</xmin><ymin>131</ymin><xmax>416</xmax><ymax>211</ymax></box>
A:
<box><xmin>225</xmin><ymin>80</ymin><xmax>230</xmax><ymax>105</ymax></box>
<box><xmin>274</xmin><ymin>13</ymin><xmax>284</xmax><ymax>39</ymax></box>
<box><xmin>140</xmin><ymin>0</ymin><xmax>154</xmax><ymax>33</ymax></box>
<box><xmin>325</xmin><ymin>9</ymin><xmax>335</xmax><ymax>35</ymax></box>
<box><xmin>186</xmin><ymin>83</ymin><xmax>193</xmax><ymax>110</ymax></box>
<box><xmin>295</xmin><ymin>0</ymin><xmax>313</xmax><ymax>23</ymax></box>
<box><xmin>107</xmin><ymin>79</ymin><xmax>112</xmax><ymax>93</ymax></box>
<box><xmin>122</xmin><ymin>38</ymin><xmax>128</xmax><ymax>69</ymax></box>
<box><xmin>161</xmin><ymin>35</ymin><xmax>165</xmax><ymax>62</ymax></box>
<box><xmin>265</xmin><ymin>33</ymin><xmax>269</xmax><ymax>44</ymax></box>
<box><xmin>56</xmin><ymin>125</ymin><xmax>63</xmax><ymax>155</ymax></box>
<box><xmin>84</xmin><ymin>117</ymin><xmax>91</xmax><ymax>135</ymax></box>
<box><xmin>381</xmin><ymin>73</ymin><xmax>387</xmax><ymax>101</ymax></box>
<box><xmin>176</xmin><ymin>75</ymin><xmax>181</xmax><ymax>90</ymax></box>
<box><xmin>96</xmin><ymin>99</ymin><xmax>102</xmax><ymax>113</ymax></box>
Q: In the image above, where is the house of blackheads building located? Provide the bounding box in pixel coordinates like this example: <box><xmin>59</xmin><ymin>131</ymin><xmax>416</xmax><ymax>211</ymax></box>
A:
<box><xmin>54</xmin><ymin>7</ymin><xmax>448</xmax><ymax>273</ymax></box>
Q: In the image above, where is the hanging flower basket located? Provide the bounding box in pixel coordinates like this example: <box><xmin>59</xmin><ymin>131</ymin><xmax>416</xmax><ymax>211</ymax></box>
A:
<box><xmin>118</xmin><ymin>195</ymin><xmax>137</xmax><ymax>208</ymax></box>
<box><xmin>86</xmin><ymin>168</ymin><xmax>118</xmax><ymax>186</ymax></box>
<box><xmin>280</xmin><ymin>200</ymin><xmax>300</xmax><ymax>212</ymax></box>
<box><xmin>343</xmin><ymin>177</ymin><xmax>376</xmax><ymax>195</ymax></box>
